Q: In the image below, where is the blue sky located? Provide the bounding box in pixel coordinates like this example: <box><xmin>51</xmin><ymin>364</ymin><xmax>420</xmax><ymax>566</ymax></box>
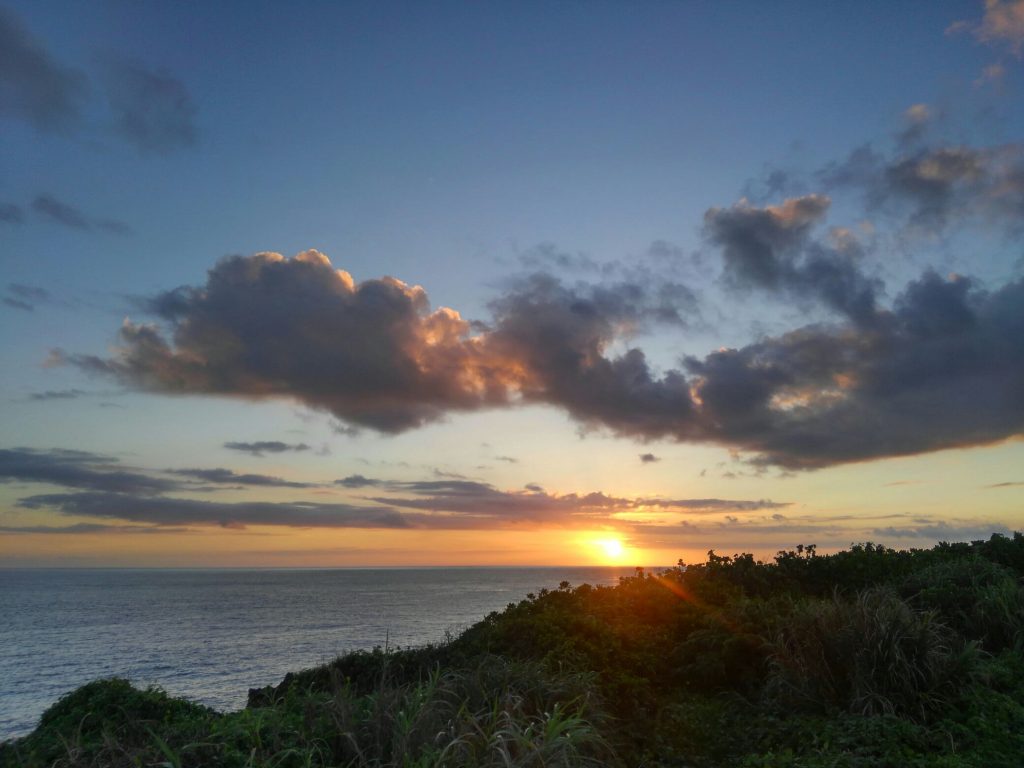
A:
<box><xmin>1</xmin><ymin>1</ymin><xmax>1022</xmax><ymax>566</ymax></box>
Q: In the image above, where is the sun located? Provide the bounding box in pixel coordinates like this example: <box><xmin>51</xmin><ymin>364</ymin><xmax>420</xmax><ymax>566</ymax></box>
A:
<box><xmin>595</xmin><ymin>538</ymin><xmax>625</xmax><ymax>562</ymax></box>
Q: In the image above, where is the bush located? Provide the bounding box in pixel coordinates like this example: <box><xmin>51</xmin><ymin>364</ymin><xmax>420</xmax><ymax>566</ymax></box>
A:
<box><xmin>764</xmin><ymin>588</ymin><xmax>977</xmax><ymax>719</ymax></box>
<box><xmin>901</xmin><ymin>557</ymin><xmax>1024</xmax><ymax>652</ymax></box>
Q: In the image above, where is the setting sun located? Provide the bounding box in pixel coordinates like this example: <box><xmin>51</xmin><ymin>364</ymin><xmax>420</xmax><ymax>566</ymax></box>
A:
<box><xmin>596</xmin><ymin>538</ymin><xmax>625</xmax><ymax>561</ymax></box>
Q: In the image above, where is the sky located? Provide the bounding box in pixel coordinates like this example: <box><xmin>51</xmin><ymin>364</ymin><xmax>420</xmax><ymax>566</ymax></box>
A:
<box><xmin>1</xmin><ymin>0</ymin><xmax>1022</xmax><ymax>567</ymax></box>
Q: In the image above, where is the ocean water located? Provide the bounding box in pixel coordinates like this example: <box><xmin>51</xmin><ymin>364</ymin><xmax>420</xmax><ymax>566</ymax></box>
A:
<box><xmin>0</xmin><ymin>566</ymin><xmax>637</xmax><ymax>740</ymax></box>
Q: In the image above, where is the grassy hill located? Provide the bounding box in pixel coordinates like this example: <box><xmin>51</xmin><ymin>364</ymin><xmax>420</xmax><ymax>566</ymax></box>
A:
<box><xmin>4</xmin><ymin>534</ymin><xmax>1024</xmax><ymax>767</ymax></box>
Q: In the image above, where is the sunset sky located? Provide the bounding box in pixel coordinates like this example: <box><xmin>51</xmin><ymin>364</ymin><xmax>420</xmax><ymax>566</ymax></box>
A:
<box><xmin>1</xmin><ymin>0</ymin><xmax>1022</xmax><ymax>567</ymax></box>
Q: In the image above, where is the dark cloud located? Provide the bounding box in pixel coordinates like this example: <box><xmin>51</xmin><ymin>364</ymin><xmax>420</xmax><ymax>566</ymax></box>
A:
<box><xmin>223</xmin><ymin>441</ymin><xmax>311</xmax><ymax>457</ymax></box>
<box><xmin>335</xmin><ymin>474</ymin><xmax>382</xmax><ymax>488</ymax></box>
<box><xmin>0</xmin><ymin>523</ymin><xmax>188</xmax><ymax>535</ymax></box>
<box><xmin>365</xmin><ymin>477</ymin><xmax>788</xmax><ymax>521</ymax></box>
<box><xmin>516</xmin><ymin>243</ymin><xmax>601</xmax><ymax>273</ymax></box>
<box><xmin>32</xmin><ymin>194</ymin><xmax>89</xmax><ymax>229</ymax></box>
<box><xmin>59</xmin><ymin>249</ymin><xmax>1024</xmax><ymax>470</ymax></box>
<box><xmin>4</xmin><ymin>297</ymin><xmax>34</xmax><ymax>311</ymax></box>
<box><xmin>63</xmin><ymin>250</ymin><xmax>521</xmax><ymax>432</ymax></box>
<box><xmin>639</xmin><ymin>453</ymin><xmax>660</xmax><ymax>463</ymax></box>
<box><xmin>169</xmin><ymin>468</ymin><xmax>316</xmax><ymax>488</ymax></box>
<box><xmin>0</xmin><ymin>448</ymin><xmax>179</xmax><ymax>494</ymax></box>
<box><xmin>740</xmin><ymin>166</ymin><xmax>806</xmax><ymax>204</ymax></box>
<box><xmin>3</xmin><ymin>282</ymin><xmax>47</xmax><ymax>311</ymax></box>
<box><xmin>99</xmin><ymin>57</ymin><xmax>197</xmax><ymax>153</ymax></box>
<box><xmin>95</xmin><ymin>218</ymin><xmax>135</xmax><ymax>236</ymax></box>
<box><xmin>28</xmin><ymin>389</ymin><xmax>86</xmax><ymax>401</ymax></box>
<box><xmin>986</xmin><ymin>481</ymin><xmax>1024</xmax><ymax>488</ymax></box>
<box><xmin>4</xmin><ymin>449</ymin><xmax>791</xmax><ymax>532</ymax></box>
<box><xmin>9</xmin><ymin>283</ymin><xmax>48</xmax><ymax>302</ymax></box>
<box><xmin>31</xmin><ymin>194</ymin><xmax>132</xmax><ymax>234</ymax></box>
<box><xmin>484</xmin><ymin>271</ymin><xmax>698</xmax><ymax>436</ymax></box>
<box><xmin>820</xmin><ymin>142</ymin><xmax>1024</xmax><ymax>233</ymax></box>
<box><xmin>0</xmin><ymin>203</ymin><xmax>23</xmax><ymax>224</ymax></box>
<box><xmin>0</xmin><ymin>7</ymin><xmax>87</xmax><ymax>133</ymax></box>
<box><xmin>684</xmin><ymin>271</ymin><xmax>1024</xmax><ymax>468</ymax></box>
<box><xmin>704</xmin><ymin>195</ymin><xmax>882</xmax><ymax>326</ymax></box>
<box><xmin>495</xmin><ymin>455</ymin><xmax>518</xmax><ymax>463</ymax></box>
<box><xmin>17</xmin><ymin>492</ymin><xmax>410</xmax><ymax>530</ymax></box>
<box><xmin>6</xmin><ymin>283</ymin><xmax>54</xmax><ymax>311</ymax></box>
<box><xmin>873</xmin><ymin>522</ymin><xmax>1012</xmax><ymax>540</ymax></box>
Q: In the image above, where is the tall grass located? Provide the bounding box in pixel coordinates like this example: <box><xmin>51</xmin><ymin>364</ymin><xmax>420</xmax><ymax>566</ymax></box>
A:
<box><xmin>764</xmin><ymin>587</ymin><xmax>977</xmax><ymax>719</ymax></box>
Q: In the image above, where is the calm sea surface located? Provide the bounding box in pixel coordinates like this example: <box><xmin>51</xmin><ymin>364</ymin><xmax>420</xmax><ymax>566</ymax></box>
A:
<box><xmin>0</xmin><ymin>567</ymin><xmax>638</xmax><ymax>740</ymax></box>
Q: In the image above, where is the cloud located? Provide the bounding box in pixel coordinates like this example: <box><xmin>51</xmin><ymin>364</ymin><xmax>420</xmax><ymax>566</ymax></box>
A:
<box><xmin>0</xmin><ymin>7</ymin><xmax>87</xmax><ymax>133</ymax></box>
<box><xmin>704</xmin><ymin>195</ymin><xmax>882</xmax><ymax>325</ymax></box>
<box><xmin>484</xmin><ymin>271</ymin><xmax>698</xmax><ymax>435</ymax></box>
<box><xmin>685</xmin><ymin>271</ymin><xmax>1024</xmax><ymax>468</ymax></box>
<box><xmin>28</xmin><ymin>389</ymin><xmax>86</xmax><ymax>401</ymax></box>
<box><xmin>63</xmin><ymin>250</ymin><xmax>522</xmax><ymax>432</ymax></box>
<box><xmin>516</xmin><ymin>242</ymin><xmax>601</xmax><ymax>273</ymax></box>
<box><xmin>17</xmin><ymin>492</ymin><xmax>411</xmax><ymax>530</ymax></box>
<box><xmin>2</xmin><ymin>280</ymin><xmax>47</xmax><ymax>311</ymax></box>
<box><xmin>639</xmin><ymin>453</ymin><xmax>660</xmax><ymax>463</ymax></box>
<box><xmin>740</xmin><ymin>167</ymin><xmax>805</xmax><ymax>204</ymax></box>
<box><xmin>223</xmin><ymin>440</ymin><xmax>311</xmax><ymax>457</ymax></box>
<box><xmin>986</xmin><ymin>481</ymin><xmax>1024</xmax><ymax>488</ymax></box>
<box><xmin>820</xmin><ymin>142</ymin><xmax>1024</xmax><ymax>234</ymax></box>
<box><xmin>0</xmin><ymin>523</ymin><xmax>188</xmax><ymax>535</ymax></box>
<box><xmin>99</xmin><ymin>57</ymin><xmax>198</xmax><ymax>153</ymax></box>
<box><xmin>4</xmin><ymin>448</ymin><xmax>790</xmax><ymax>532</ymax></box>
<box><xmin>30</xmin><ymin>194</ymin><xmax>133</xmax><ymax>234</ymax></box>
<box><xmin>363</xmin><ymin>477</ymin><xmax>788</xmax><ymax>522</ymax></box>
<box><xmin>336</xmin><ymin>474</ymin><xmax>382</xmax><ymax>488</ymax></box>
<box><xmin>168</xmin><ymin>468</ymin><xmax>316</xmax><ymax>488</ymax></box>
<box><xmin>31</xmin><ymin>194</ymin><xmax>89</xmax><ymax>229</ymax></box>
<box><xmin>897</xmin><ymin>103</ymin><xmax>935</xmax><ymax>146</ymax></box>
<box><xmin>872</xmin><ymin>522</ymin><xmax>1012</xmax><ymax>540</ymax></box>
<box><xmin>0</xmin><ymin>203</ymin><xmax>23</xmax><ymax>224</ymax></box>
<box><xmin>58</xmin><ymin>250</ymin><xmax>1024</xmax><ymax>470</ymax></box>
<box><xmin>0</xmin><ymin>448</ymin><xmax>179</xmax><ymax>494</ymax></box>
<box><xmin>950</xmin><ymin>0</ymin><xmax>1024</xmax><ymax>55</ymax></box>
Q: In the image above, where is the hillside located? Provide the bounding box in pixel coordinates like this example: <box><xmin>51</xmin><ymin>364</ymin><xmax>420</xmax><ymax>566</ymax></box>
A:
<box><xmin>4</xmin><ymin>534</ymin><xmax>1024</xmax><ymax>767</ymax></box>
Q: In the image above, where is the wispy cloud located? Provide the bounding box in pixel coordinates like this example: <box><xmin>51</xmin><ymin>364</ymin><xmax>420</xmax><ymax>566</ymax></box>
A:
<box><xmin>98</xmin><ymin>56</ymin><xmax>198</xmax><ymax>153</ymax></box>
<box><xmin>0</xmin><ymin>7</ymin><xmax>199</xmax><ymax>152</ymax></box>
<box><xmin>0</xmin><ymin>448</ymin><xmax>179</xmax><ymax>495</ymax></box>
<box><xmin>28</xmin><ymin>389</ymin><xmax>86</xmax><ymax>401</ymax></box>
<box><xmin>4</xmin><ymin>283</ymin><xmax>49</xmax><ymax>311</ymax></box>
<box><xmin>17</xmin><ymin>492</ymin><xmax>410</xmax><ymax>530</ymax></box>
<box><xmin>0</xmin><ymin>523</ymin><xmax>189</xmax><ymax>535</ymax></box>
<box><xmin>223</xmin><ymin>441</ymin><xmax>311</xmax><ymax>457</ymax></box>
<box><xmin>948</xmin><ymin>0</ymin><xmax>1024</xmax><ymax>56</ymax></box>
<box><xmin>0</xmin><ymin>7</ymin><xmax>87</xmax><ymax>133</ymax></box>
<box><xmin>0</xmin><ymin>203</ymin><xmax>24</xmax><ymax>225</ymax></box>
<box><xmin>31</xmin><ymin>194</ymin><xmax>133</xmax><ymax>234</ymax></box>
<box><xmin>169</xmin><ymin>467</ymin><xmax>316</xmax><ymax>489</ymax></box>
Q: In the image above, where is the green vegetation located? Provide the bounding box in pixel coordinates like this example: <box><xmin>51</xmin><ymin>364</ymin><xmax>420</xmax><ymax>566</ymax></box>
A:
<box><xmin>4</xmin><ymin>534</ymin><xmax>1024</xmax><ymax>767</ymax></box>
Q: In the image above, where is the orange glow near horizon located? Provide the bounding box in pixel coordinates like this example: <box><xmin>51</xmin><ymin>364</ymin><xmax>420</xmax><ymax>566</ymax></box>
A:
<box><xmin>586</xmin><ymin>535</ymin><xmax>629</xmax><ymax>564</ymax></box>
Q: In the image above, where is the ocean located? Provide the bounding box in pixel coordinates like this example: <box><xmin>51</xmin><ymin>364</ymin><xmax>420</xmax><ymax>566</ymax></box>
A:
<box><xmin>0</xmin><ymin>566</ymin><xmax>638</xmax><ymax>740</ymax></box>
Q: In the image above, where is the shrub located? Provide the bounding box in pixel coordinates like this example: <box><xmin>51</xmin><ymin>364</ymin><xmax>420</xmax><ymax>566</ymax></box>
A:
<box><xmin>764</xmin><ymin>588</ymin><xmax>977</xmax><ymax>720</ymax></box>
<box><xmin>901</xmin><ymin>557</ymin><xmax>1024</xmax><ymax>652</ymax></box>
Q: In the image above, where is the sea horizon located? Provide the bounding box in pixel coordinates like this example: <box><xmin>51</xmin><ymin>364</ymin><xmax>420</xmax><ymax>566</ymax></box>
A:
<box><xmin>1</xmin><ymin>565</ymin><xmax>641</xmax><ymax>739</ymax></box>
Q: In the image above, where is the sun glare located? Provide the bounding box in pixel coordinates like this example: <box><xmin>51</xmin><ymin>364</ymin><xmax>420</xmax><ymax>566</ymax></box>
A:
<box><xmin>595</xmin><ymin>538</ymin><xmax>625</xmax><ymax>562</ymax></box>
